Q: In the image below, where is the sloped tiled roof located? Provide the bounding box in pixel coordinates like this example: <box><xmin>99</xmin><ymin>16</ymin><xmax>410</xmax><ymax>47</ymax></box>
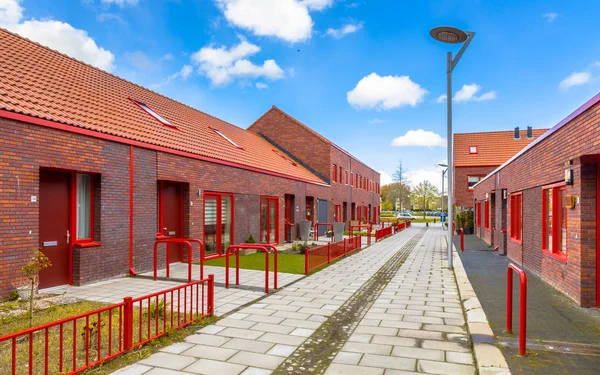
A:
<box><xmin>0</xmin><ymin>28</ymin><xmax>326</xmax><ymax>185</ymax></box>
<box><xmin>454</xmin><ymin>129</ymin><xmax>548</xmax><ymax>167</ymax></box>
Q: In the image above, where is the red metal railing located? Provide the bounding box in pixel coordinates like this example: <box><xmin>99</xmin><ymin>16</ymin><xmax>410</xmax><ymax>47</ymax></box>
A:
<box><xmin>0</xmin><ymin>276</ymin><xmax>214</xmax><ymax>375</ymax></box>
<box><xmin>225</xmin><ymin>244</ymin><xmax>278</xmax><ymax>293</ymax></box>
<box><xmin>304</xmin><ymin>236</ymin><xmax>361</xmax><ymax>274</ymax></box>
<box><xmin>314</xmin><ymin>223</ymin><xmax>334</xmax><ymax>242</ymax></box>
<box><xmin>349</xmin><ymin>225</ymin><xmax>372</xmax><ymax>245</ymax></box>
<box><xmin>375</xmin><ymin>226</ymin><xmax>392</xmax><ymax>241</ymax></box>
<box><xmin>153</xmin><ymin>238</ymin><xmax>205</xmax><ymax>282</ymax></box>
<box><xmin>507</xmin><ymin>263</ymin><xmax>527</xmax><ymax>356</ymax></box>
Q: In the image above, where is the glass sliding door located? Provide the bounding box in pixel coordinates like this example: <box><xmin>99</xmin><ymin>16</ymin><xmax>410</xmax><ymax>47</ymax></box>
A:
<box><xmin>204</xmin><ymin>193</ymin><xmax>234</xmax><ymax>258</ymax></box>
<box><xmin>261</xmin><ymin>196</ymin><xmax>279</xmax><ymax>243</ymax></box>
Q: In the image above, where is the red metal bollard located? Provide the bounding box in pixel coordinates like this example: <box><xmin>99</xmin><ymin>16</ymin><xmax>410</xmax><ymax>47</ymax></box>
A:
<box><xmin>207</xmin><ymin>274</ymin><xmax>215</xmax><ymax>316</ymax></box>
<box><xmin>507</xmin><ymin>264</ymin><xmax>527</xmax><ymax>356</ymax></box>
<box><xmin>123</xmin><ymin>296</ymin><xmax>133</xmax><ymax>351</ymax></box>
<box><xmin>460</xmin><ymin>228</ymin><xmax>464</xmax><ymax>252</ymax></box>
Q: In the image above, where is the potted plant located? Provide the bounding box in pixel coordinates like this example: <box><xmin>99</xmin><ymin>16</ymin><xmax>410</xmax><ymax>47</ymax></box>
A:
<box><xmin>463</xmin><ymin>210</ymin><xmax>474</xmax><ymax>234</ymax></box>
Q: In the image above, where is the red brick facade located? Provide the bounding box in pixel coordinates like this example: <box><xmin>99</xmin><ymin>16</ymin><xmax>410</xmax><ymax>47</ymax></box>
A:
<box><xmin>473</xmin><ymin>95</ymin><xmax>600</xmax><ymax>307</ymax></box>
<box><xmin>249</xmin><ymin>107</ymin><xmax>381</xmax><ymax>228</ymax></box>
<box><xmin>454</xmin><ymin>166</ymin><xmax>497</xmax><ymax>208</ymax></box>
<box><xmin>0</xmin><ymin>116</ymin><xmax>335</xmax><ymax>299</ymax></box>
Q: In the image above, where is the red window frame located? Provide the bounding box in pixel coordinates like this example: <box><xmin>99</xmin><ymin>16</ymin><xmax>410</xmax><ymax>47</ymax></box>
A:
<box><xmin>339</xmin><ymin>166</ymin><xmax>343</xmax><ymax>183</ymax></box>
<box><xmin>72</xmin><ymin>172</ymin><xmax>97</xmax><ymax>245</ymax></box>
<box><xmin>542</xmin><ymin>182</ymin><xmax>567</xmax><ymax>262</ymax></box>
<box><xmin>260</xmin><ymin>196</ymin><xmax>279</xmax><ymax>244</ymax></box>
<box><xmin>476</xmin><ymin>201</ymin><xmax>481</xmax><ymax>227</ymax></box>
<box><xmin>130</xmin><ymin>98</ymin><xmax>178</xmax><ymax>130</ymax></box>
<box><xmin>484</xmin><ymin>200</ymin><xmax>490</xmax><ymax>230</ymax></box>
<box><xmin>510</xmin><ymin>192</ymin><xmax>522</xmax><ymax>244</ymax></box>
<box><xmin>203</xmin><ymin>192</ymin><xmax>235</xmax><ymax>259</ymax></box>
<box><xmin>334</xmin><ymin>204</ymin><xmax>342</xmax><ymax>222</ymax></box>
<box><xmin>345</xmin><ymin>170</ymin><xmax>349</xmax><ymax>185</ymax></box>
<box><xmin>332</xmin><ymin>164</ymin><xmax>337</xmax><ymax>183</ymax></box>
<box><xmin>350</xmin><ymin>172</ymin><xmax>354</xmax><ymax>186</ymax></box>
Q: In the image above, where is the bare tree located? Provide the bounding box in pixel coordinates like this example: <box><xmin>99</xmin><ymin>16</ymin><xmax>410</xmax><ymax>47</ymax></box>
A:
<box><xmin>389</xmin><ymin>161</ymin><xmax>410</xmax><ymax>211</ymax></box>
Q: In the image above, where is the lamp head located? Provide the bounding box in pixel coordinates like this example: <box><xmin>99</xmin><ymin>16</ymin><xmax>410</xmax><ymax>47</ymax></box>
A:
<box><xmin>430</xmin><ymin>26</ymin><xmax>468</xmax><ymax>44</ymax></box>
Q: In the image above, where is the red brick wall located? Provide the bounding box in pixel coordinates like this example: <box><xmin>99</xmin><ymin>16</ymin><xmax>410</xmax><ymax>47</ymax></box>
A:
<box><xmin>0</xmin><ymin>117</ymin><xmax>331</xmax><ymax>299</ymax></box>
<box><xmin>454</xmin><ymin>166</ymin><xmax>497</xmax><ymax>208</ymax></box>
<box><xmin>473</xmin><ymin>99</ymin><xmax>600</xmax><ymax>307</ymax></box>
<box><xmin>248</xmin><ymin>109</ymin><xmax>331</xmax><ymax>181</ymax></box>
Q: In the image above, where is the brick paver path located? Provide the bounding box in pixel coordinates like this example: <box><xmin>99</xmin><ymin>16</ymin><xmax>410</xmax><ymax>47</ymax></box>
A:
<box><xmin>114</xmin><ymin>224</ymin><xmax>475</xmax><ymax>375</ymax></box>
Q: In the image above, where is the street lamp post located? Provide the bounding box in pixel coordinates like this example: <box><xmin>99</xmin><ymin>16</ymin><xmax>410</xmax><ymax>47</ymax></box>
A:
<box><xmin>430</xmin><ymin>26</ymin><xmax>475</xmax><ymax>269</ymax></box>
<box><xmin>438</xmin><ymin>163</ymin><xmax>448</xmax><ymax>220</ymax></box>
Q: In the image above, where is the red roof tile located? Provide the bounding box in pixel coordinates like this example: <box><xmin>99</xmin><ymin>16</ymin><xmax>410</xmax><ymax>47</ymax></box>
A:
<box><xmin>0</xmin><ymin>28</ymin><xmax>326</xmax><ymax>185</ymax></box>
<box><xmin>454</xmin><ymin>129</ymin><xmax>548</xmax><ymax>167</ymax></box>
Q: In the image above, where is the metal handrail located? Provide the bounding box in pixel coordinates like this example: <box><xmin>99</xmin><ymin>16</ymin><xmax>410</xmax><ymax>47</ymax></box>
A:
<box><xmin>225</xmin><ymin>244</ymin><xmax>278</xmax><ymax>293</ymax></box>
<box><xmin>507</xmin><ymin>263</ymin><xmax>527</xmax><ymax>356</ymax></box>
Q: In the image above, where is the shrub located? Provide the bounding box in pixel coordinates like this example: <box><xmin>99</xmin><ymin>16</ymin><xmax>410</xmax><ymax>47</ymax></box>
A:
<box><xmin>244</xmin><ymin>234</ymin><xmax>256</xmax><ymax>244</ymax></box>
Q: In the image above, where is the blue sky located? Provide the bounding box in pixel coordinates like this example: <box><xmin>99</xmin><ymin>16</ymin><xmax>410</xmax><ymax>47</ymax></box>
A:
<box><xmin>2</xmin><ymin>0</ymin><xmax>600</xmax><ymax>188</ymax></box>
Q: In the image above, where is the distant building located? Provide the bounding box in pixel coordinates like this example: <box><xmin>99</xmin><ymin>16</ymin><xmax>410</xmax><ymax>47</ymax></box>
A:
<box><xmin>453</xmin><ymin>128</ymin><xmax>547</xmax><ymax>209</ymax></box>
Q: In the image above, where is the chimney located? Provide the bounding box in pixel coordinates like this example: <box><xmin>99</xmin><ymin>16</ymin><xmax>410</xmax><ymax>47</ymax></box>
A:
<box><xmin>514</xmin><ymin>126</ymin><xmax>521</xmax><ymax>139</ymax></box>
<box><xmin>526</xmin><ymin>126</ymin><xmax>533</xmax><ymax>139</ymax></box>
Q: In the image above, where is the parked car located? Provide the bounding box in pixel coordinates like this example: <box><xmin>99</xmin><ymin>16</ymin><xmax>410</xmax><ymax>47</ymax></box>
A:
<box><xmin>397</xmin><ymin>212</ymin><xmax>417</xmax><ymax>221</ymax></box>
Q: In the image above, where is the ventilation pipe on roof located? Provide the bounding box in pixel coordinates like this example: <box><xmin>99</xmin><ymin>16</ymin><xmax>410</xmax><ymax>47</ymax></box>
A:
<box><xmin>514</xmin><ymin>126</ymin><xmax>521</xmax><ymax>139</ymax></box>
<box><xmin>526</xmin><ymin>126</ymin><xmax>533</xmax><ymax>139</ymax></box>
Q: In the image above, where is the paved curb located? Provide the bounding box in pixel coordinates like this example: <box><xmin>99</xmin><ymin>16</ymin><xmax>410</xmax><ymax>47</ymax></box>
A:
<box><xmin>452</xmin><ymin>245</ymin><xmax>512</xmax><ymax>375</ymax></box>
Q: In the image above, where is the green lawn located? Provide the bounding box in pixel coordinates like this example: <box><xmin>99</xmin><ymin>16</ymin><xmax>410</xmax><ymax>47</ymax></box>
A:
<box><xmin>204</xmin><ymin>253</ymin><xmax>306</xmax><ymax>274</ymax></box>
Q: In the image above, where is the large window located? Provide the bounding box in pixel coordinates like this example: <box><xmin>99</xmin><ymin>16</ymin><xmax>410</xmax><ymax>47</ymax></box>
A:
<box><xmin>484</xmin><ymin>200</ymin><xmax>490</xmax><ymax>230</ymax></box>
<box><xmin>261</xmin><ymin>196</ymin><xmax>278</xmax><ymax>243</ymax></box>
<box><xmin>542</xmin><ymin>184</ymin><xmax>567</xmax><ymax>261</ymax></box>
<box><xmin>510</xmin><ymin>192</ymin><xmax>523</xmax><ymax>243</ymax></box>
<box><xmin>204</xmin><ymin>193</ymin><xmax>234</xmax><ymax>257</ymax></box>
<box><xmin>467</xmin><ymin>175</ymin><xmax>484</xmax><ymax>191</ymax></box>
<box><xmin>75</xmin><ymin>173</ymin><xmax>93</xmax><ymax>241</ymax></box>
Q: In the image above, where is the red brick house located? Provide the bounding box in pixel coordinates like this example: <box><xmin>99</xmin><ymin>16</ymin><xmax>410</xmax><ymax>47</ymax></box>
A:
<box><xmin>454</xmin><ymin>129</ymin><xmax>546</xmax><ymax>209</ymax></box>
<box><xmin>0</xmin><ymin>29</ymin><xmax>379</xmax><ymax>298</ymax></box>
<box><xmin>472</xmin><ymin>93</ymin><xmax>600</xmax><ymax>308</ymax></box>
<box><xmin>249</xmin><ymin>107</ymin><xmax>381</xmax><ymax>232</ymax></box>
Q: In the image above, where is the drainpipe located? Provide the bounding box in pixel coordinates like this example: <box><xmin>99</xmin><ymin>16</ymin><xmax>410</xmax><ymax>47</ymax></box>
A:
<box><xmin>129</xmin><ymin>146</ymin><xmax>137</xmax><ymax>276</ymax></box>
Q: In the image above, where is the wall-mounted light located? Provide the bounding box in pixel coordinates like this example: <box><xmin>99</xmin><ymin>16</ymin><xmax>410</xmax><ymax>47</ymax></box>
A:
<box><xmin>485</xmin><ymin>193</ymin><xmax>489</xmax><ymax>200</ymax></box>
<box><xmin>502</xmin><ymin>189</ymin><xmax>507</xmax><ymax>200</ymax></box>
<box><xmin>565</xmin><ymin>169</ymin><xmax>573</xmax><ymax>185</ymax></box>
<box><xmin>197</xmin><ymin>189</ymin><xmax>201</xmax><ymax>197</ymax></box>
<box><xmin>565</xmin><ymin>195</ymin><xmax>576</xmax><ymax>209</ymax></box>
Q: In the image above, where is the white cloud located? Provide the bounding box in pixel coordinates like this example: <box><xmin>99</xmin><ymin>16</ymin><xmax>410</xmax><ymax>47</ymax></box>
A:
<box><xmin>559</xmin><ymin>71</ymin><xmax>591</xmax><ymax>90</ymax></box>
<box><xmin>125</xmin><ymin>51</ymin><xmax>154</xmax><ymax>70</ymax></box>
<box><xmin>192</xmin><ymin>40</ymin><xmax>284</xmax><ymax>86</ymax></box>
<box><xmin>0</xmin><ymin>0</ymin><xmax>115</xmax><ymax>72</ymax></box>
<box><xmin>452</xmin><ymin>84</ymin><xmax>496</xmax><ymax>103</ymax></box>
<box><xmin>543</xmin><ymin>12</ymin><xmax>558</xmax><ymax>22</ymax></box>
<box><xmin>391</xmin><ymin>129</ymin><xmax>446</xmax><ymax>147</ymax></box>
<box><xmin>256</xmin><ymin>82</ymin><xmax>269</xmax><ymax>89</ymax></box>
<box><xmin>347</xmin><ymin>73</ymin><xmax>427</xmax><ymax>110</ymax></box>
<box><xmin>325</xmin><ymin>22</ymin><xmax>362</xmax><ymax>38</ymax></box>
<box><xmin>101</xmin><ymin>0</ymin><xmax>140</xmax><ymax>6</ymax></box>
<box><xmin>406</xmin><ymin>168</ymin><xmax>443</xmax><ymax>190</ymax></box>
<box><xmin>300</xmin><ymin>0</ymin><xmax>334</xmax><ymax>10</ymax></box>
<box><xmin>369</xmin><ymin>118</ymin><xmax>388</xmax><ymax>124</ymax></box>
<box><xmin>378</xmin><ymin>170</ymin><xmax>393</xmax><ymax>186</ymax></box>
<box><xmin>215</xmin><ymin>0</ymin><xmax>313</xmax><ymax>43</ymax></box>
<box><xmin>436</xmin><ymin>94</ymin><xmax>447</xmax><ymax>103</ymax></box>
<box><xmin>167</xmin><ymin>65</ymin><xmax>193</xmax><ymax>82</ymax></box>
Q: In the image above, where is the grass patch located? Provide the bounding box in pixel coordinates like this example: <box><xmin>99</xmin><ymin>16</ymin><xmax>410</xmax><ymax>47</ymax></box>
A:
<box><xmin>412</xmin><ymin>217</ymin><xmax>438</xmax><ymax>223</ymax></box>
<box><xmin>204</xmin><ymin>253</ymin><xmax>306</xmax><ymax>274</ymax></box>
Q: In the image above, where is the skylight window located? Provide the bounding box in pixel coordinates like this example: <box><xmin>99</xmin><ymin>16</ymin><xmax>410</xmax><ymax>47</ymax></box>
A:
<box><xmin>131</xmin><ymin>99</ymin><xmax>176</xmax><ymax>129</ymax></box>
<box><xmin>273</xmin><ymin>150</ymin><xmax>297</xmax><ymax>166</ymax></box>
<box><xmin>469</xmin><ymin>146</ymin><xmax>478</xmax><ymax>154</ymax></box>
<box><xmin>210</xmin><ymin>127</ymin><xmax>244</xmax><ymax>149</ymax></box>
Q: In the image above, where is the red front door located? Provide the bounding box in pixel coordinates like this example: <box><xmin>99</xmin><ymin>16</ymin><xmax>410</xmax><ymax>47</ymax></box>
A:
<box><xmin>160</xmin><ymin>182</ymin><xmax>183</xmax><ymax>263</ymax></box>
<box><xmin>39</xmin><ymin>170</ymin><xmax>71</xmax><ymax>289</ymax></box>
<box><xmin>284</xmin><ymin>194</ymin><xmax>295</xmax><ymax>242</ymax></box>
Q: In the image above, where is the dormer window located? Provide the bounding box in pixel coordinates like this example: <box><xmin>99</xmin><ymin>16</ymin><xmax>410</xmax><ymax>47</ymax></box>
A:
<box><xmin>469</xmin><ymin>146</ymin><xmax>478</xmax><ymax>154</ymax></box>
<box><xmin>210</xmin><ymin>127</ymin><xmax>243</xmax><ymax>149</ymax></box>
<box><xmin>273</xmin><ymin>150</ymin><xmax>297</xmax><ymax>166</ymax></box>
<box><xmin>131</xmin><ymin>99</ymin><xmax>176</xmax><ymax>129</ymax></box>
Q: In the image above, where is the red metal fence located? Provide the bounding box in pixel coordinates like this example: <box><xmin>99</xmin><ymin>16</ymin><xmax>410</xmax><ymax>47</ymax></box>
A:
<box><xmin>0</xmin><ymin>276</ymin><xmax>214</xmax><ymax>375</ymax></box>
<box><xmin>304</xmin><ymin>236</ymin><xmax>361</xmax><ymax>275</ymax></box>
<box><xmin>375</xmin><ymin>226</ymin><xmax>392</xmax><ymax>241</ymax></box>
<box><xmin>314</xmin><ymin>223</ymin><xmax>334</xmax><ymax>242</ymax></box>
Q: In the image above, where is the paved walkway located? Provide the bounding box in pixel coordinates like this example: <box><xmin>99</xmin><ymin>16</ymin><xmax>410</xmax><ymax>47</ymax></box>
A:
<box><xmin>115</xmin><ymin>224</ymin><xmax>479</xmax><ymax>375</ymax></box>
<box><xmin>457</xmin><ymin>234</ymin><xmax>600</xmax><ymax>375</ymax></box>
<box><xmin>47</xmin><ymin>264</ymin><xmax>303</xmax><ymax>316</ymax></box>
